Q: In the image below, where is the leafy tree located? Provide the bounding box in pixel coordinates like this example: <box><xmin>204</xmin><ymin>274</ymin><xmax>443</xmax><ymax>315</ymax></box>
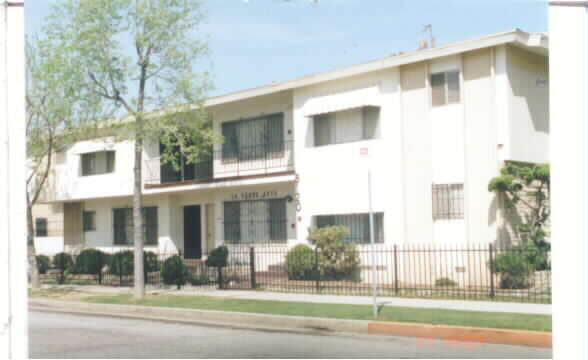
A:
<box><xmin>488</xmin><ymin>162</ymin><xmax>550</xmax><ymax>248</ymax></box>
<box><xmin>40</xmin><ymin>0</ymin><xmax>219</xmax><ymax>298</ymax></box>
<box><xmin>26</xmin><ymin>38</ymin><xmax>100</xmax><ymax>289</ymax></box>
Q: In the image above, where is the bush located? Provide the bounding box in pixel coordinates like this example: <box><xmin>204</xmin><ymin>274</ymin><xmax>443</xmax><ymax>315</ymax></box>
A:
<box><xmin>205</xmin><ymin>246</ymin><xmax>228</xmax><ymax>268</ymax></box>
<box><xmin>492</xmin><ymin>246</ymin><xmax>536</xmax><ymax>289</ymax></box>
<box><xmin>189</xmin><ymin>273</ymin><xmax>211</xmax><ymax>286</ymax></box>
<box><xmin>36</xmin><ymin>255</ymin><xmax>51</xmax><ymax>275</ymax></box>
<box><xmin>285</xmin><ymin>244</ymin><xmax>317</xmax><ymax>280</ymax></box>
<box><xmin>72</xmin><ymin>249</ymin><xmax>108</xmax><ymax>284</ymax></box>
<box><xmin>109</xmin><ymin>250</ymin><xmax>134</xmax><ymax>276</ymax></box>
<box><xmin>52</xmin><ymin>252</ymin><xmax>73</xmax><ymax>284</ymax></box>
<box><xmin>161</xmin><ymin>255</ymin><xmax>189</xmax><ymax>289</ymax></box>
<box><xmin>144</xmin><ymin>251</ymin><xmax>160</xmax><ymax>273</ymax></box>
<box><xmin>308</xmin><ymin>226</ymin><xmax>360</xmax><ymax>281</ymax></box>
<box><xmin>435</xmin><ymin>277</ymin><xmax>457</xmax><ymax>287</ymax></box>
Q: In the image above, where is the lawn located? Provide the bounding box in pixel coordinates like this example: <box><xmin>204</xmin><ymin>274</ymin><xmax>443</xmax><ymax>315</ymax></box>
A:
<box><xmin>30</xmin><ymin>289</ymin><xmax>551</xmax><ymax>332</ymax></box>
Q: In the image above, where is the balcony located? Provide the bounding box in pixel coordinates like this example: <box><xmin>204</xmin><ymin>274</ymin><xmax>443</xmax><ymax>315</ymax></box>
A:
<box><xmin>144</xmin><ymin>141</ymin><xmax>294</xmax><ymax>187</ymax></box>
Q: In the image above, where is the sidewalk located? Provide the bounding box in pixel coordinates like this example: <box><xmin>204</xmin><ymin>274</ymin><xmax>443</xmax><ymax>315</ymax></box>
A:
<box><xmin>39</xmin><ymin>284</ymin><xmax>551</xmax><ymax>315</ymax></box>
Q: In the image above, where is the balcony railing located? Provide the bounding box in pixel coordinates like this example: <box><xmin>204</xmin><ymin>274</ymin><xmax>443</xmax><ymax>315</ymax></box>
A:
<box><xmin>144</xmin><ymin>141</ymin><xmax>294</xmax><ymax>186</ymax></box>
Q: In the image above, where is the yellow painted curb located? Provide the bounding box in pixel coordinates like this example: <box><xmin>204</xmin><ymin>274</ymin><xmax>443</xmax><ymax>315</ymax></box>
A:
<box><xmin>368</xmin><ymin>321</ymin><xmax>552</xmax><ymax>348</ymax></box>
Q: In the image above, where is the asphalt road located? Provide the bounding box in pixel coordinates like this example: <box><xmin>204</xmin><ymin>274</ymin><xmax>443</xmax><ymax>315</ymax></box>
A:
<box><xmin>29</xmin><ymin>311</ymin><xmax>552</xmax><ymax>359</ymax></box>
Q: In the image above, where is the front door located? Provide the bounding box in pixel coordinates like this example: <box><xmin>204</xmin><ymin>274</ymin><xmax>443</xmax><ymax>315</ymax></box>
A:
<box><xmin>184</xmin><ymin>205</ymin><xmax>202</xmax><ymax>259</ymax></box>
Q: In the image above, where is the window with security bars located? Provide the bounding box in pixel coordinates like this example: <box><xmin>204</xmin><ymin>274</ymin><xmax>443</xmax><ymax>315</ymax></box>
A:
<box><xmin>431</xmin><ymin>71</ymin><xmax>460</xmax><ymax>106</ymax></box>
<box><xmin>83</xmin><ymin>211</ymin><xmax>96</xmax><ymax>232</ymax></box>
<box><xmin>81</xmin><ymin>151</ymin><xmax>116</xmax><ymax>176</ymax></box>
<box><xmin>313</xmin><ymin>106</ymin><xmax>380</xmax><ymax>147</ymax></box>
<box><xmin>113</xmin><ymin>207</ymin><xmax>158</xmax><ymax>245</ymax></box>
<box><xmin>35</xmin><ymin>218</ymin><xmax>48</xmax><ymax>237</ymax></box>
<box><xmin>315</xmin><ymin>213</ymin><xmax>384</xmax><ymax>244</ymax></box>
<box><xmin>221</xmin><ymin>113</ymin><xmax>284</xmax><ymax>162</ymax></box>
<box><xmin>223</xmin><ymin>199</ymin><xmax>287</xmax><ymax>244</ymax></box>
<box><xmin>432</xmin><ymin>183</ymin><xmax>464</xmax><ymax>220</ymax></box>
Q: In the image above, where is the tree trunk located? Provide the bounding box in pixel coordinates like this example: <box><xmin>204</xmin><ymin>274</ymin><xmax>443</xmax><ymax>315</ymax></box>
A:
<box><xmin>27</xmin><ymin>198</ymin><xmax>40</xmax><ymax>289</ymax></box>
<box><xmin>133</xmin><ymin>117</ymin><xmax>145</xmax><ymax>299</ymax></box>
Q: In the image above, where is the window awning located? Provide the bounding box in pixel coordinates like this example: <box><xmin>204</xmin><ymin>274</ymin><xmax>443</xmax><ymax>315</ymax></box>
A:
<box><xmin>71</xmin><ymin>141</ymin><xmax>116</xmax><ymax>155</ymax></box>
<box><xmin>302</xmin><ymin>85</ymin><xmax>381</xmax><ymax>117</ymax></box>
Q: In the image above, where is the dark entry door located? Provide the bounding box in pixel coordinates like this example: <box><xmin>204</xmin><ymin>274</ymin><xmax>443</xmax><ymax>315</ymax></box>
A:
<box><xmin>184</xmin><ymin>205</ymin><xmax>202</xmax><ymax>259</ymax></box>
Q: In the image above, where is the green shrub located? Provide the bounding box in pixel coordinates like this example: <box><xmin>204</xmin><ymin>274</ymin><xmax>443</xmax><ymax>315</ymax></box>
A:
<box><xmin>52</xmin><ymin>252</ymin><xmax>73</xmax><ymax>284</ymax></box>
<box><xmin>36</xmin><ymin>255</ymin><xmax>51</xmax><ymax>275</ymax></box>
<box><xmin>308</xmin><ymin>226</ymin><xmax>360</xmax><ymax>281</ymax></box>
<box><xmin>72</xmin><ymin>249</ymin><xmax>108</xmax><ymax>284</ymax></box>
<box><xmin>435</xmin><ymin>277</ymin><xmax>458</xmax><ymax>287</ymax></box>
<box><xmin>205</xmin><ymin>246</ymin><xmax>228</xmax><ymax>268</ymax></box>
<box><xmin>161</xmin><ymin>255</ymin><xmax>189</xmax><ymax>289</ymax></box>
<box><xmin>492</xmin><ymin>246</ymin><xmax>536</xmax><ymax>289</ymax></box>
<box><xmin>109</xmin><ymin>250</ymin><xmax>134</xmax><ymax>276</ymax></box>
<box><xmin>285</xmin><ymin>244</ymin><xmax>317</xmax><ymax>280</ymax></box>
<box><xmin>189</xmin><ymin>273</ymin><xmax>211</xmax><ymax>286</ymax></box>
<box><xmin>144</xmin><ymin>251</ymin><xmax>160</xmax><ymax>273</ymax></box>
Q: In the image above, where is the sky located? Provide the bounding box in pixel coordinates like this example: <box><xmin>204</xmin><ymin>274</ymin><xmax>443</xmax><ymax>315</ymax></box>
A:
<box><xmin>25</xmin><ymin>0</ymin><xmax>548</xmax><ymax>97</ymax></box>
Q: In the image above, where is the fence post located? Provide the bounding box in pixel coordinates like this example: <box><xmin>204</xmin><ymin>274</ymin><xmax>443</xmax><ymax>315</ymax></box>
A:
<box><xmin>249</xmin><ymin>246</ymin><xmax>256</xmax><ymax>289</ymax></box>
<box><xmin>489</xmin><ymin>243</ymin><xmax>495</xmax><ymax>298</ymax></box>
<box><xmin>315</xmin><ymin>246</ymin><xmax>320</xmax><ymax>293</ymax></box>
<box><xmin>119</xmin><ymin>251</ymin><xmax>123</xmax><ymax>286</ymax></box>
<box><xmin>393</xmin><ymin>244</ymin><xmax>399</xmax><ymax>295</ymax></box>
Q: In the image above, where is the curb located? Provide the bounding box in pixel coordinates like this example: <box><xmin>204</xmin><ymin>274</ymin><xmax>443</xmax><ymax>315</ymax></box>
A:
<box><xmin>29</xmin><ymin>298</ymin><xmax>551</xmax><ymax>348</ymax></box>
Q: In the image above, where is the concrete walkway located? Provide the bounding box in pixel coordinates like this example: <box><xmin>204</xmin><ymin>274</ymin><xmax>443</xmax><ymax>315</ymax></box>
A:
<box><xmin>39</xmin><ymin>284</ymin><xmax>551</xmax><ymax>315</ymax></box>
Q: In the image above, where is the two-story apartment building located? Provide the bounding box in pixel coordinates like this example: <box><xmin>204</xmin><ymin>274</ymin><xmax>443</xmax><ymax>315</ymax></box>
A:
<box><xmin>33</xmin><ymin>29</ymin><xmax>549</xmax><ymax>262</ymax></box>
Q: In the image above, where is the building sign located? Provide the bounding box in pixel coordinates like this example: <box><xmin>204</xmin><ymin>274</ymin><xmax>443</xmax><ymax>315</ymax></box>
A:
<box><xmin>230</xmin><ymin>191</ymin><xmax>278</xmax><ymax>201</ymax></box>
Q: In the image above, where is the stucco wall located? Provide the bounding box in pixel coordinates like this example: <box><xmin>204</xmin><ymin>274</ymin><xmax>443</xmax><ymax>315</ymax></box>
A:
<box><xmin>507</xmin><ymin>45</ymin><xmax>549</xmax><ymax>164</ymax></box>
<box><xmin>463</xmin><ymin>48</ymin><xmax>500</xmax><ymax>245</ymax></box>
<box><xmin>293</xmin><ymin>69</ymin><xmax>404</xmax><ymax>246</ymax></box>
<box><xmin>400</xmin><ymin>62</ymin><xmax>434</xmax><ymax>244</ymax></box>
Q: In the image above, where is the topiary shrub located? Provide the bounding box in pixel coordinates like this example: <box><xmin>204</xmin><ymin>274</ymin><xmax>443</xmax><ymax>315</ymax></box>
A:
<box><xmin>72</xmin><ymin>249</ymin><xmax>108</xmax><ymax>284</ymax></box>
<box><xmin>308</xmin><ymin>226</ymin><xmax>360</xmax><ymax>281</ymax></box>
<box><xmin>109</xmin><ymin>250</ymin><xmax>134</xmax><ymax>277</ymax></box>
<box><xmin>285</xmin><ymin>244</ymin><xmax>317</xmax><ymax>280</ymax></box>
<box><xmin>143</xmin><ymin>251</ymin><xmax>160</xmax><ymax>284</ymax></box>
<box><xmin>36</xmin><ymin>255</ymin><xmax>51</xmax><ymax>275</ymax></box>
<box><xmin>206</xmin><ymin>246</ymin><xmax>228</xmax><ymax>268</ymax></box>
<box><xmin>161</xmin><ymin>255</ymin><xmax>189</xmax><ymax>289</ymax></box>
<box><xmin>206</xmin><ymin>246</ymin><xmax>229</xmax><ymax>289</ymax></box>
<box><xmin>52</xmin><ymin>252</ymin><xmax>73</xmax><ymax>284</ymax></box>
<box><xmin>435</xmin><ymin>277</ymin><xmax>458</xmax><ymax>287</ymax></box>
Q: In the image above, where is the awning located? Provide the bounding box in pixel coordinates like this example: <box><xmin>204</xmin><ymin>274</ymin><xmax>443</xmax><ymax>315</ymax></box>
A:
<box><xmin>71</xmin><ymin>140</ymin><xmax>116</xmax><ymax>155</ymax></box>
<box><xmin>302</xmin><ymin>85</ymin><xmax>381</xmax><ymax>117</ymax></box>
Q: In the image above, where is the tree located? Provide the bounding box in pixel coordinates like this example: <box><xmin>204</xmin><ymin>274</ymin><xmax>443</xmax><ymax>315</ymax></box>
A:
<box><xmin>488</xmin><ymin>162</ymin><xmax>550</xmax><ymax>248</ymax></box>
<box><xmin>40</xmin><ymin>0</ymin><xmax>219</xmax><ymax>298</ymax></box>
<box><xmin>25</xmin><ymin>38</ymin><xmax>99</xmax><ymax>288</ymax></box>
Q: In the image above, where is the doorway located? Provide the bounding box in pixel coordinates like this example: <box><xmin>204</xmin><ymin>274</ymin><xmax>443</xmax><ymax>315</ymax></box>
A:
<box><xmin>183</xmin><ymin>205</ymin><xmax>202</xmax><ymax>259</ymax></box>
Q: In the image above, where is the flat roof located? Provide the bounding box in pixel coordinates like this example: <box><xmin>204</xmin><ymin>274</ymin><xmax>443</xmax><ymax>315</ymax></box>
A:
<box><xmin>203</xmin><ymin>29</ymin><xmax>548</xmax><ymax>108</ymax></box>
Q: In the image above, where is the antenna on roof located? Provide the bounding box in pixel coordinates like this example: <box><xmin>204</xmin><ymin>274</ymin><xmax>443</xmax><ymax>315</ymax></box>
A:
<box><xmin>422</xmin><ymin>24</ymin><xmax>436</xmax><ymax>48</ymax></box>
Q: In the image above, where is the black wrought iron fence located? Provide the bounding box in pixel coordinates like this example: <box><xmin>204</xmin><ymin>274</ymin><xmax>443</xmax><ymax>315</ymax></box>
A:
<box><xmin>38</xmin><ymin>243</ymin><xmax>551</xmax><ymax>304</ymax></box>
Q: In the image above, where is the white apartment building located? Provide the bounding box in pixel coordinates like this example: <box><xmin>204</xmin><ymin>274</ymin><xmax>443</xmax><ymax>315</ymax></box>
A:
<box><xmin>33</xmin><ymin>29</ymin><xmax>549</xmax><ymax>261</ymax></box>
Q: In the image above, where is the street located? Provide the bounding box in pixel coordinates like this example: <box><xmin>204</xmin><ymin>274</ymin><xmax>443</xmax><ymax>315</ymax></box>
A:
<box><xmin>29</xmin><ymin>311</ymin><xmax>551</xmax><ymax>359</ymax></box>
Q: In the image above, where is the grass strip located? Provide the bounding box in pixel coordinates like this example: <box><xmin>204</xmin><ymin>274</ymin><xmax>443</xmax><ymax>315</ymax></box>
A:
<box><xmin>52</xmin><ymin>292</ymin><xmax>552</xmax><ymax>333</ymax></box>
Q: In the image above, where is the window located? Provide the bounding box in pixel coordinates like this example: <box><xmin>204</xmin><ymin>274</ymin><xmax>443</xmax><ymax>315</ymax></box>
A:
<box><xmin>315</xmin><ymin>213</ymin><xmax>384</xmax><ymax>244</ymax></box>
<box><xmin>432</xmin><ymin>183</ymin><xmax>464</xmax><ymax>220</ymax></box>
<box><xmin>221</xmin><ymin>113</ymin><xmax>284</xmax><ymax>162</ymax></box>
<box><xmin>81</xmin><ymin>151</ymin><xmax>116</xmax><ymax>176</ymax></box>
<box><xmin>313</xmin><ymin>106</ymin><xmax>380</xmax><ymax>147</ymax></box>
<box><xmin>223</xmin><ymin>198</ymin><xmax>287</xmax><ymax>244</ymax></box>
<box><xmin>113</xmin><ymin>207</ymin><xmax>158</xmax><ymax>246</ymax></box>
<box><xmin>431</xmin><ymin>71</ymin><xmax>460</xmax><ymax>106</ymax></box>
<box><xmin>83</xmin><ymin>211</ymin><xmax>96</xmax><ymax>232</ymax></box>
<box><xmin>35</xmin><ymin>218</ymin><xmax>48</xmax><ymax>237</ymax></box>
